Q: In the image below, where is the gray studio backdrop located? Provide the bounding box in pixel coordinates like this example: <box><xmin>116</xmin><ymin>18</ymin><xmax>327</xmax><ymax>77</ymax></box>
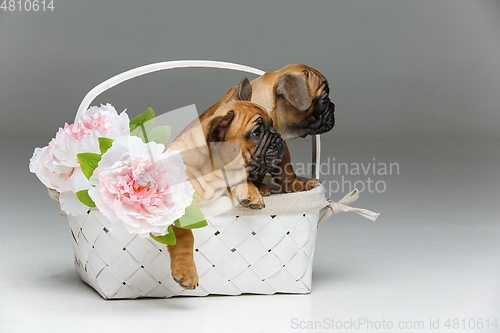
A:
<box><xmin>1</xmin><ymin>0</ymin><xmax>499</xmax><ymax>144</ymax></box>
<box><xmin>1</xmin><ymin>2</ymin><xmax>500</xmax><ymax>329</ymax></box>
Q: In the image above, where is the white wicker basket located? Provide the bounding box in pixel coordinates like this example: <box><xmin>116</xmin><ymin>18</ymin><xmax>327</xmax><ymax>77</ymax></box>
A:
<box><xmin>68</xmin><ymin>60</ymin><xmax>378</xmax><ymax>299</ymax></box>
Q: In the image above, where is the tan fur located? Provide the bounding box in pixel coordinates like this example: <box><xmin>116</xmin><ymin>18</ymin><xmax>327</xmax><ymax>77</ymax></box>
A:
<box><xmin>167</xmin><ymin>226</ymin><xmax>198</xmax><ymax>289</ymax></box>
<box><xmin>168</xmin><ymin>102</ymin><xmax>270</xmax><ymax>203</ymax></box>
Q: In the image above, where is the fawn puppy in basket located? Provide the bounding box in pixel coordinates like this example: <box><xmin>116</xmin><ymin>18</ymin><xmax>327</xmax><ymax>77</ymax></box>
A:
<box><xmin>201</xmin><ymin>64</ymin><xmax>335</xmax><ymax>194</ymax></box>
<box><xmin>165</xmin><ymin>80</ymin><xmax>285</xmax><ymax>289</ymax></box>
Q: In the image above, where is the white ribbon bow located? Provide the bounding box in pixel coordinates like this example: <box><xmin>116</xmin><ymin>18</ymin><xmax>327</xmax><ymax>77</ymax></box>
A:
<box><xmin>318</xmin><ymin>189</ymin><xmax>380</xmax><ymax>227</ymax></box>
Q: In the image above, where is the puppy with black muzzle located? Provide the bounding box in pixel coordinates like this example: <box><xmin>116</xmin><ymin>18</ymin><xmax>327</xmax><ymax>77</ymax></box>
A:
<box><xmin>164</xmin><ymin>83</ymin><xmax>285</xmax><ymax>289</ymax></box>
<box><xmin>202</xmin><ymin>64</ymin><xmax>335</xmax><ymax>194</ymax></box>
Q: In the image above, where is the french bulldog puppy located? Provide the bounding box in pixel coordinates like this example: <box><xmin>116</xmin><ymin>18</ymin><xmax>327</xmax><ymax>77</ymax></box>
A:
<box><xmin>165</xmin><ymin>83</ymin><xmax>285</xmax><ymax>289</ymax></box>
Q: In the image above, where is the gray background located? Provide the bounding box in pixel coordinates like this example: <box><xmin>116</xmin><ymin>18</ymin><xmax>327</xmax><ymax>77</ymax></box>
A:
<box><xmin>1</xmin><ymin>1</ymin><xmax>499</xmax><ymax>332</ymax></box>
<box><xmin>1</xmin><ymin>0</ymin><xmax>500</xmax><ymax>141</ymax></box>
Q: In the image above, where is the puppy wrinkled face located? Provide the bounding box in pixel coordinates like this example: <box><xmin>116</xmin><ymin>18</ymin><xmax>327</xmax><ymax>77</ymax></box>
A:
<box><xmin>206</xmin><ymin>102</ymin><xmax>285</xmax><ymax>182</ymax></box>
<box><xmin>308</xmin><ymin>80</ymin><xmax>335</xmax><ymax>136</ymax></box>
<box><xmin>245</xmin><ymin>116</ymin><xmax>285</xmax><ymax>181</ymax></box>
<box><xmin>273</xmin><ymin>65</ymin><xmax>335</xmax><ymax>140</ymax></box>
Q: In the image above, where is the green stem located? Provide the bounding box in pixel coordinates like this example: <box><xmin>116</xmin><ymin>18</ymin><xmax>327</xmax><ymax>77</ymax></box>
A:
<box><xmin>141</xmin><ymin>124</ymin><xmax>149</xmax><ymax>143</ymax></box>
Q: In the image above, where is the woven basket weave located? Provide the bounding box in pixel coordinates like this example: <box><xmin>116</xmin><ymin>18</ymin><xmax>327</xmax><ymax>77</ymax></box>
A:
<box><xmin>68</xmin><ymin>61</ymin><xmax>378</xmax><ymax>299</ymax></box>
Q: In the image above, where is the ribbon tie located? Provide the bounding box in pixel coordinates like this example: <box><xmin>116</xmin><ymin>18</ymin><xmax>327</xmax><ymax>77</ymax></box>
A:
<box><xmin>318</xmin><ymin>189</ymin><xmax>380</xmax><ymax>227</ymax></box>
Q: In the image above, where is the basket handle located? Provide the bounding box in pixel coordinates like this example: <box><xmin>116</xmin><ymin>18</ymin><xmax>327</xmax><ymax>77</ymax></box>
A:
<box><xmin>75</xmin><ymin>60</ymin><xmax>320</xmax><ymax>179</ymax></box>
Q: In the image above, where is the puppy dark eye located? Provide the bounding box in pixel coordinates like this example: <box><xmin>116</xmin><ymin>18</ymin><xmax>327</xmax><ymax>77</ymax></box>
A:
<box><xmin>321</xmin><ymin>95</ymin><xmax>328</xmax><ymax>104</ymax></box>
<box><xmin>252</xmin><ymin>126</ymin><xmax>263</xmax><ymax>137</ymax></box>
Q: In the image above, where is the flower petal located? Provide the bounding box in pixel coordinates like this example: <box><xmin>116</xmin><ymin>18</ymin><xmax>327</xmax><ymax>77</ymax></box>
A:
<box><xmin>59</xmin><ymin>191</ymin><xmax>89</xmax><ymax>216</ymax></box>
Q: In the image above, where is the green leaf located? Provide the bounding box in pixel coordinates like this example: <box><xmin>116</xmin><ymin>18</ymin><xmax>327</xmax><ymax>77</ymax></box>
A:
<box><xmin>147</xmin><ymin>126</ymin><xmax>171</xmax><ymax>145</ymax></box>
<box><xmin>98</xmin><ymin>138</ymin><xmax>113</xmax><ymax>155</ymax></box>
<box><xmin>130</xmin><ymin>119</ymin><xmax>154</xmax><ymax>143</ymax></box>
<box><xmin>150</xmin><ymin>225</ymin><xmax>176</xmax><ymax>245</ymax></box>
<box><xmin>77</xmin><ymin>153</ymin><xmax>102</xmax><ymax>179</ymax></box>
<box><xmin>129</xmin><ymin>107</ymin><xmax>155</xmax><ymax>133</ymax></box>
<box><xmin>193</xmin><ymin>192</ymin><xmax>200</xmax><ymax>200</ymax></box>
<box><xmin>76</xmin><ymin>190</ymin><xmax>96</xmax><ymax>208</ymax></box>
<box><xmin>130</xmin><ymin>125</ymin><xmax>145</xmax><ymax>142</ymax></box>
<box><xmin>174</xmin><ymin>203</ymin><xmax>208</xmax><ymax>229</ymax></box>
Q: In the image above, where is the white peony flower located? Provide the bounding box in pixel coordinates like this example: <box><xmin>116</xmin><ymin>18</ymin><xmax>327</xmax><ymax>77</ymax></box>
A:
<box><xmin>29</xmin><ymin>104</ymin><xmax>130</xmax><ymax>216</ymax></box>
<box><xmin>88</xmin><ymin>135</ymin><xmax>194</xmax><ymax>237</ymax></box>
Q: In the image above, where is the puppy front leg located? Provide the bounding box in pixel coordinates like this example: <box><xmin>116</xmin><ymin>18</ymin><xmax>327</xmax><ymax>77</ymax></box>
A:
<box><xmin>167</xmin><ymin>226</ymin><xmax>198</xmax><ymax>290</ymax></box>
<box><xmin>273</xmin><ymin>142</ymin><xmax>320</xmax><ymax>193</ymax></box>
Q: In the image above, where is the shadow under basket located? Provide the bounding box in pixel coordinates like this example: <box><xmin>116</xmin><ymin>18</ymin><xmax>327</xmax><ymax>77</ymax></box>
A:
<box><xmin>67</xmin><ymin>60</ymin><xmax>378</xmax><ymax>299</ymax></box>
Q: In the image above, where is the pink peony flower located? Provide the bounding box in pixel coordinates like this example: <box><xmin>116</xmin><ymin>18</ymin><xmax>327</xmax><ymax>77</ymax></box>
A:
<box><xmin>29</xmin><ymin>104</ymin><xmax>130</xmax><ymax>216</ymax></box>
<box><xmin>88</xmin><ymin>135</ymin><xmax>194</xmax><ymax>236</ymax></box>
<box><xmin>50</xmin><ymin>104</ymin><xmax>130</xmax><ymax>168</ymax></box>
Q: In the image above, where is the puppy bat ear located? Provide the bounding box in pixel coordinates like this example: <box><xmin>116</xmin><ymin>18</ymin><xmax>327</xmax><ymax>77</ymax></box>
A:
<box><xmin>275</xmin><ymin>71</ymin><xmax>312</xmax><ymax>111</ymax></box>
<box><xmin>228</xmin><ymin>77</ymin><xmax>252</xmax><ymax>102</ymax></box>
<box><xmin>206</xmin><ymin>110</ymin><xmax>235</xmax><ymax>144</ymax></box>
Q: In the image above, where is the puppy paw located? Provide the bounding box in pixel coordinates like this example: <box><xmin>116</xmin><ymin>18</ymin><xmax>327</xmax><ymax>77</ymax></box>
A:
<box><xmin>255</xmin><ymin>182</ymin><xmax>271</xmax><ymax>196</ymax></box>
<box><xmin>303</xmin><ymin>178</ymin><xmax>321</xmax><ymax>191</ymax></box>
<box><xmin>171</xmin><ymin>260</ymin><xmax>198</xmax><ymax>290</ymax></box>
<box><xmin>287</xmin><ymin>178</ymin><xmax>321</xmax><ymax>193</ymax></box>
<box><xmin>234</xmin><ymin>182</ymin><xmax>265</xmax><ymax>209</ymax></box>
